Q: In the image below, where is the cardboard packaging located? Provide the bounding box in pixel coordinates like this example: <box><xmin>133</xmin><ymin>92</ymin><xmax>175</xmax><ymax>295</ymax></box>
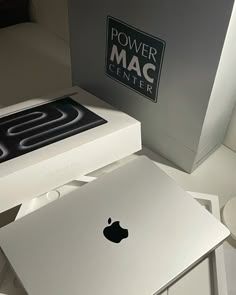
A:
<box><xmin>69</xmin><ymin>0</ymin><xmax>236</xmax><ymax>172</ymax></box>
<box><xmin>0</xmin><ymin>87</ymin><xmax>141</xmax><ymax>213</ymax></box>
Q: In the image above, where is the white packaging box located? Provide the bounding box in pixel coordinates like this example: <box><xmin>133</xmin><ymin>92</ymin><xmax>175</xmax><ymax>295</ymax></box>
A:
<box><xmin>69</xmin><ymin>0</ymin><xmax>236</xmax><ymax>172</ymax></box>
<box><xmin>0</xmin><ymin>87</ymin><xmax>141</xmax><ymax>213</ymax></box>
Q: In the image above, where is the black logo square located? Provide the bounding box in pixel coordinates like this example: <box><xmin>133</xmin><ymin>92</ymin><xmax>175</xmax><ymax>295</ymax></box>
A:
<box><xmin>106</xmin><ymin>16</ymin><xmax>165</xmax><ymax>102</ymax></box>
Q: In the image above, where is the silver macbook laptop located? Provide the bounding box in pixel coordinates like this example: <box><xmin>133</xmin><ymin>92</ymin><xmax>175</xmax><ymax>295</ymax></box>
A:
<box><xmin>0</xmin><ymin>157</ymin><xmax>229</xmax><ymax>295</ymax></box>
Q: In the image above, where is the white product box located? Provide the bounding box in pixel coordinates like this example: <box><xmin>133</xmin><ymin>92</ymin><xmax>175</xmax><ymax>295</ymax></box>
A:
<box><xmin>69</xmin><ymin>0</ymin><xmax>236</xmax><ymax>172</ymax></box>
<box><xmin>0</xmin><ymin>86</ymin><xmax>141</xmax><ymax>213</ymax></box>
<box><xmin>0</xmin><ymin>182</ymin><xmax>228</xmax><ymax>295</ymax></box>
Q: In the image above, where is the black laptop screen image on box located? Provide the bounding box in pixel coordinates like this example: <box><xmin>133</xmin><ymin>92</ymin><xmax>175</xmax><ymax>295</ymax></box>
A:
<box><xmin>0</xmin><ymin>157</ymin><xmax>229</xmax><ymax>295</ymax></box>
<box><xmin>0</xmin><ymin>97</ymin><xmax>107</xmax><ymax>164</ymax></box>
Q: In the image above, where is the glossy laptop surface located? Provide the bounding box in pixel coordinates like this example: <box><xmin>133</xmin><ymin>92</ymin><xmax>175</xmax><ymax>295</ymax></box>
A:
<box><xmin>0</xmin><ymin>157</ymin><xmax>229</xmax><ymax>295</ymax></box>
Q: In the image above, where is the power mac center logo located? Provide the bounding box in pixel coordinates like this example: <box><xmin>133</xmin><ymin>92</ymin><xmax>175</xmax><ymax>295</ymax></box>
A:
<box><xmin>106</xmin><ymin>16</ymin><xmax>166</xmax><ymax>102</ymax></box>
<box><xmin>0</xmin><ymin>97</ymin><xmax>107</xmax><ymax>164</ymax></box>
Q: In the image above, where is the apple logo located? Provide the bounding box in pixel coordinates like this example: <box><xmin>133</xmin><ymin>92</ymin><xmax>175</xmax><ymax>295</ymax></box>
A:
<box><xmin>103</xmin><ymin>218</ymin><xmax>129</xmax><ymax>243</ymax></box>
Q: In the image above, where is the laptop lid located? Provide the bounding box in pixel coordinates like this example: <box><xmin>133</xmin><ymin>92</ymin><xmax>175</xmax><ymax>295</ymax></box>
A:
<box><xmin>0</xmin><ymin>157</ymin><xmax>229</xmax><ymax>295</ymax></box>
